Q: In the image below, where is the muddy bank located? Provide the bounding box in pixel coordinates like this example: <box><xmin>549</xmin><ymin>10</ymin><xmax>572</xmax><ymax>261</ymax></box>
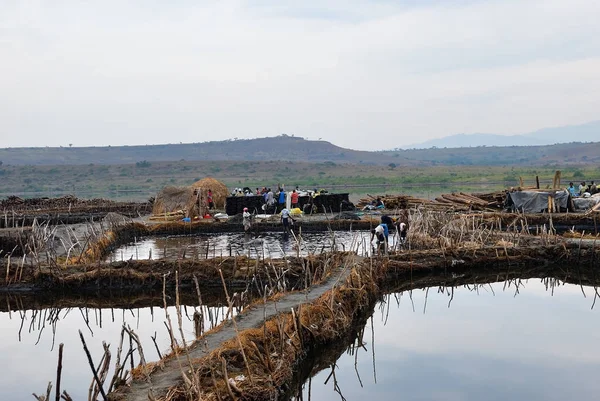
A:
<box><xmin>0</xmin><ymin>253</ymin><xmax>346</xmax><ymax>300</ymax></box>
<box><xmin>0</xmin><ymin>200</ymin><xmax>151</xmax><ymax>228</ymax></box>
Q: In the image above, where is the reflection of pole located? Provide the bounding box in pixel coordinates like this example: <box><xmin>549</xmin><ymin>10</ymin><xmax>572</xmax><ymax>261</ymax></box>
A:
<box><xmin>55</xmin><ymin>343</ymin><xmax>63</xmax><ymax>401</ymax></box>
<box><xmin>371</xmin><ymin>315</ymin><xmax>377</xmax><ymax>384</ymax></box>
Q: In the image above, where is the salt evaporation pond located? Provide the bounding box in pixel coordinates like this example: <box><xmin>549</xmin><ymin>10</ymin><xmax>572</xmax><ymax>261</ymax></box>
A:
<box><xmin>2</xmin><ymin>279</ymin><xmax>600</xmax><ymax>400</ymax></box>
<box><xmin>289</xmin><ymin>279</ymin><xmax>600</xmax><ymax>401</ymax></box>
<box><xmin>0</xmin><ymin>301</ymin><xmax>238</xmax><ymax>400</ymax></box>
<box><xmin>106</xmin><ymin>231</ymin><xmax>392</xmax><ymax>262</ymax></box>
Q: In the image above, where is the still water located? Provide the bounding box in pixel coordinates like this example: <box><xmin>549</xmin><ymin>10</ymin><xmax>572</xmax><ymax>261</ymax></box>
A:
<box><xmin>1</xmin><ymin>279</ymin><xmax>599</xmax><ymax>400</ymax></box>
<box><xmin>0</xmin><ymin>301</ymin><xmax>238</xmax><ymax>401</ymax></box>
<box><xmin>292</xmin><ymin>279</ymin><xmax>600</xmax><ymax>401</ymax></box>
<box><xmin>106</xmin><ymin>230</ymin><xmax>398</xmax><ymax>261</ymax></box>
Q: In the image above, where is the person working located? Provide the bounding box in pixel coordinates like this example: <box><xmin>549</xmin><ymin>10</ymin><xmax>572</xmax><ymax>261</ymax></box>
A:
<box><xmin>242</xmin><ymin>207</ymin><xmax>252</xmax><ymax>232</ymax></box>
<box><xmin>568</xmin><ymin>182</ymin><xmax>577</xmax><ymax>197</ymax></box>
<box><xmin>280</xmin><ymin>207</ymin><xmax>295</xmax><ymax>232</ymax></box>
<box><xmin>371</xmin><ymin>223</ymin><xmax>389</xmax><ymax>254</ymax></box>
<box><xmin>397</xmin><ymin>221</ymin><xmax>408</xmax><ymax>246</ymax></box>
<box><xmin>381</xmin><ymin>215</ymin><xmax>394</xmax><ymax>228</ymax></box>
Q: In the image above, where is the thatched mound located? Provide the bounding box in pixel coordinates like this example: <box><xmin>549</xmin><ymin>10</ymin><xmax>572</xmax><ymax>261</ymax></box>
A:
<box><xmin>192</xmin><ymin>177</ymin><xmax>228</xmax><ymax>208</ymax></box>
<box><xmin>152</xmin><ymin>186</ymin><xmax>197</xmax><ymax>217</ymax></box>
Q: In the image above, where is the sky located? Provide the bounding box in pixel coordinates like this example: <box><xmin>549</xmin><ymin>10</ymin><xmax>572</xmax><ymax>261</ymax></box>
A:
<box><xmin>1</xmin><ymin>0</ymin><xmax>599</xmax><ymax>151</ymax></box>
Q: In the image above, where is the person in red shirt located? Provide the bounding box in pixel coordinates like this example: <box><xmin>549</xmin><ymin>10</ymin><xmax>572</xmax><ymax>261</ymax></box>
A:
<box><xmin>207</xmin><ymin>189</ymin><xmax>214</xmax><ymax>209</ymax></box>
<box><xmin>290</xmin><ymin>189</ymin><xmax>299</xmax><ymax>209</ymax></box>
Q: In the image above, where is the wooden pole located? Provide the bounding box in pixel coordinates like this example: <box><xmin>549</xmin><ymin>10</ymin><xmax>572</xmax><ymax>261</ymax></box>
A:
<box><xmin>553</xmin><ymin>170</ymin><xmax>561</xmax><ymax>189</ymax></box>
<box><xmin>535</xmin><ymin>176</ymin><xmax>540</xmax><ymax>189</ymax></box>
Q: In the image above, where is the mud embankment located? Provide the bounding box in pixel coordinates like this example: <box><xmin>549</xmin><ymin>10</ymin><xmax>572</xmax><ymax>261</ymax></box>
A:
<box><xmin>0</xmin><ymin>253</ymin><xmax>346</xmax><ymax>300</ymax></box>
<box><xmin>109</xmin><ymin>242</ymin><xmax>600</xmax><ymax>401</ymax></box>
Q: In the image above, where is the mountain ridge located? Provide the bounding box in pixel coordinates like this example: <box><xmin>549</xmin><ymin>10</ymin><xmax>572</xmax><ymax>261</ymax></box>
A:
<box><xmin>1</xmin><ymin>134</ymin><xmax>600</xmax><ymax>167</ymax></box>
<box><xmin>404</xmin><ymin>120</ymin><xmax>600</xmax><ymax>149</ymax></box>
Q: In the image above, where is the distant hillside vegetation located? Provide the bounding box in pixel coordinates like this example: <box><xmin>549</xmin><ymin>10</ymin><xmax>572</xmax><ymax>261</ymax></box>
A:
<box><xmin>1</xmin><ymin>135</ymin><xmax>599</xmax><ymax>167</ymax></box>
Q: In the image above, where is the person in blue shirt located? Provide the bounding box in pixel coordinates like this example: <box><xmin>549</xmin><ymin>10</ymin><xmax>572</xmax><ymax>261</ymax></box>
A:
<box><xmin>568</xmin><ymin>182</ymin><xmax>577</xmax><ymax>197</ymax></box>
<box><xmin>278</xmin><ymin>188</ymin><xmax>286</xmax><ymax>212</ymax></box>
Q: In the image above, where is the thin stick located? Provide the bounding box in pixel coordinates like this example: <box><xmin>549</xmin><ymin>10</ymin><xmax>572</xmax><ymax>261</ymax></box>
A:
<box><xmin>218</xmin><ymin>268</ymin><xmax>253</xmax><ymax>383</ymax></box>
<box><xmin>78</xmin><ymin>330</ymin><xmax>108</xmax><ymax>401</ymax></box>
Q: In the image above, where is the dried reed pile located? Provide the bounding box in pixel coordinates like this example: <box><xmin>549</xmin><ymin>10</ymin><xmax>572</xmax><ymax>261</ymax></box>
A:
<box><xmin>357</xmin><ymin>192</ymin><xmax>505</xmax><ymax>212</ymax></box>
<box><xmin>152</xmin><ymin>186</ymin><xmax>198</xmax><ymax>218</ymax></box>
<box><xmin>191</xmin><ymin>177</ymin><xmax>228</xmax><ymax>209</ymax></box>
<box><xmin>434</xmin><ymin>192</ymin><xmax>496</xmax><ymax>211</ymax></box>
<box><xmin>356</xmin><ymin>194</ymin><xmax>434</xmax><ymax>209</ymax></box>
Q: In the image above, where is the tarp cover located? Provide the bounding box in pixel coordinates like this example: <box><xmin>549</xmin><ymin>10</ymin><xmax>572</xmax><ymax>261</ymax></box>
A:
<box><xmin>508</xmin><ymin>190</ymin><xmax>569</xmax><ymax>213</ymax></box>
<box><xmin>573</xmin><ymin>193</ymin><xmax>600</xmax><ymax>211</ymax></box>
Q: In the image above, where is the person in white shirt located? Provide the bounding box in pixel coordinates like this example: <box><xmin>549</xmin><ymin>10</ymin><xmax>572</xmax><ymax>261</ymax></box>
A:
<box><xmin>398</xmin><ymin>222</ymin><xmax>408</xmax><ymax>245</ymax></box>
<box><xmin>280</xmin><ymin>208</ymin><xmax>294</xmax><ymax>232</ymax></box>
<box><xmin>371</xmin><ymin>223</ymin><xmax>388</xmax><ymax>254</ymax></box>
<box><xmin>242</xmin><ymin>207</ymin><xmax>252</xmax><ymax>232</ymax></box>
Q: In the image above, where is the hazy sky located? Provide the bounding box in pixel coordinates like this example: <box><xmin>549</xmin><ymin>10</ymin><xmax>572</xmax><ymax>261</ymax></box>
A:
<box><xmin>2</xmin><ymin>0</ymin><xmax>599</xmax><ymax>151</ymax></box>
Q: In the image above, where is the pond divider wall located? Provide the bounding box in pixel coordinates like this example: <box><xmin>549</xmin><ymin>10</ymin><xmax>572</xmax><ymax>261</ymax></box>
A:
<box><xmin>111</xmin><ymin>242</ymin><xmax>600</xmax><ymax>401</ymax></box>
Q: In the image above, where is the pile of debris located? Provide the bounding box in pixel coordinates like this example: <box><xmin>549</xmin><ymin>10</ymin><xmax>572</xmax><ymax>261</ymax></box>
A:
<box><xmin>356</xmin><ymin>194</ymin><xmax>435</xmax><ymax>210</ymax></box>
<box><xmin>434</xmin><ymin>192</ymin><xmax>499</xmax><ymax>211</ymax></box>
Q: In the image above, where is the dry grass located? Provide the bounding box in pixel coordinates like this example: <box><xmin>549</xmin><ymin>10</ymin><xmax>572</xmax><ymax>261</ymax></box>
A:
<box><xmin>191</xmin><ymin>177</ymin><xmax>228</xmax><ymax>209</ymax></box>
<box><xmin>152</xmin><ymin>186</ymin><xmax>198</xmax><ymax>218</ymax></box>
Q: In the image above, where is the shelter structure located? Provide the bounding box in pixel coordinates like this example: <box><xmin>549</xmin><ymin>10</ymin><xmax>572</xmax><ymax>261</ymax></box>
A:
<box><xmin>505</xmin><ymin>189</ymin><xmax>570</xmax><ymax>213</ymax></box>
<box><xmin>191</xmin><ymin>177</ymin><xmax>228</xmax><ymax>209</ymax></box>
<box><xmin>151</xmin><ymin>186</ymin><xmax>199</xmax><ymax>219</ymax></box>
<box><xmin>151</xmin><ymin>178</ymin><xmax>228</xmax><ymax>219</ymax></box>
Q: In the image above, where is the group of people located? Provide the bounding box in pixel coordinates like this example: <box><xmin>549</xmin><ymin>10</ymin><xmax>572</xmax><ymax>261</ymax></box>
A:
<box><xmin>255</xmin><ymin>187</ymin><xmax>301</xmax><ymax>213</ymax></box>
<box><xmin>568</xmin><ymin>181</ymin><xmax>597</xmax><ymax>197</ymax></box>
<box><xmin>370</xmin><ymin>214</ymin><xmax>409</xmax><ymax>254</ymax></box>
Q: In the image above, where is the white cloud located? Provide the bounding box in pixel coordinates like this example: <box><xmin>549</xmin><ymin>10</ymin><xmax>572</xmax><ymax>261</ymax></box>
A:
<box><xmin>0</xmin><ymin>0</ymin><xmax>599</xmax><ymax>150</ymax></box>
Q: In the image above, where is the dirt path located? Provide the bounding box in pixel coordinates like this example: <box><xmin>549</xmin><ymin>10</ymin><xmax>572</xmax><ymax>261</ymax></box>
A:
<box><xmin>119</xmin><ymin>261</ymin><xmax>355</xmax><ymax>401</ymax></box>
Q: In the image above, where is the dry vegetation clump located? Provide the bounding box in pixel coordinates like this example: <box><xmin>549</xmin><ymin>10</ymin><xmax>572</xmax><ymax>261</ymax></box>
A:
<box><xmin>407</xmin><ymin>208</ymin><xmax>511</xmax><ymax>251</ymax></box>
<box><xmin>191</xmin><ymin>177</ymin><xmax>228</xmax><ymax>208</ymax></box>
<box><xmin>152</xmin><ymin>186</ymin><xmax>198</xmax><ymax>218</ymax></box>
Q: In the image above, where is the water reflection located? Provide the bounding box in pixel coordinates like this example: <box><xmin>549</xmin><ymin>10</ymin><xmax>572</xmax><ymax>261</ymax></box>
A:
<box><xmin>106</xmin><ymin>230</ymin><xmax>402</xmax><ymax>261</ymax></box>
<box><xmin>0</xmin><ymin>301</ymin><xmax>242</xmax><ymax>401</ymax></box>
<box><xmin>290</xmin><ymin>279</ymin><xmax>600</xmax><ymax>401</ymax></box>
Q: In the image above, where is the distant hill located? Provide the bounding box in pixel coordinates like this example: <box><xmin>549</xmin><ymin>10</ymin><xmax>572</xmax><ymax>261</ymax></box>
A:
<box><xmin>406</xmin><ymin>120</ymin><xmax>600</xmax><ymax>149</ymax></box>
<box><xmin>1</xmin><ymin>134</ymin><xmax>600</xmax><ymax>167</ymax></box>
